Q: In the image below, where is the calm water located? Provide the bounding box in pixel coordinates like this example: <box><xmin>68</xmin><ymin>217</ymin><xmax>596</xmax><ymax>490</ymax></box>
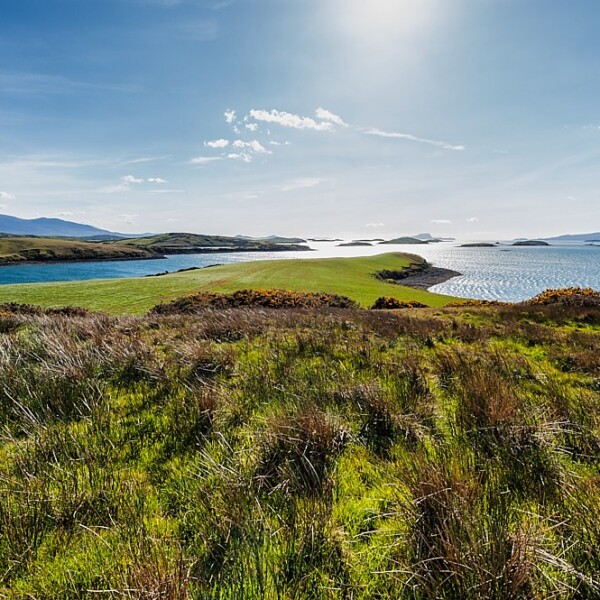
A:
<box><xmin>0</xmin><ymin>242</ymin><xmax>598</xmax><ymax>302</ymax></box>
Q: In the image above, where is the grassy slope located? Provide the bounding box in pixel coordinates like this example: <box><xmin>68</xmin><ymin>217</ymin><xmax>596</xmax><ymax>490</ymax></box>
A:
<box><xmin>0</xmin><ymin>236</ymin><xmax>156</xmax><ymax>263</ymax></box>
<box><xmin>0</xmin><ymin>253</ymin><xmax>459</xmax><ymax>313</ymax></box>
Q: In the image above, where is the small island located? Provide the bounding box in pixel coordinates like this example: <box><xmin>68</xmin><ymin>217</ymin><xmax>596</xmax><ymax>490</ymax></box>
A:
<box><xmin>337</xmin><ymin>241</ymin><xmax>373</xmax><ymax>247</ymax></box>
<box><xmin>460</xmin><ymin>242</ymin><xmax>497</xmax><ymax>247</ymax></box>
<box><xmin>512</xmin><ymin>240</ymin><xmax>550</xmax><ymax>247</ymax></box>
<box><xmin>379</xmin><ymin>236</ymin><xmax>430</xmax><ymax>245</ymax></box>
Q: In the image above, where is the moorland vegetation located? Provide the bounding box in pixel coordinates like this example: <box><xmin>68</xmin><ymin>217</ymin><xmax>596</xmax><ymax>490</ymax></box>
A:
<box><xmin>0</xmin><ymin>287</ymin><xmax>599</xmax><ymax>598</ymax></box>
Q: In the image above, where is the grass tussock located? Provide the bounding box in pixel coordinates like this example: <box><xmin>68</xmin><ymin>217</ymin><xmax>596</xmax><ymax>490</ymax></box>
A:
<box><xmin>0</xmin><ymin>298</ymin><xmax>598</xmax><ymax>598</ymax></box>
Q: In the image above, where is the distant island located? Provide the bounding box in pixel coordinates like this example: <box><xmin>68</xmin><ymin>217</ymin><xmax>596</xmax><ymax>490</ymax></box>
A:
<box><xmin>338</xmin><ymin>241</ymin><xmax>373</xmax><ymax>247</ymax></box>
<box><xmin>379</xmin><ymin>236</ymin><xmax>430</xmax><ymax>245</ymax></box>
<box><xmin>512</xmin><ymin>240</ymin><xmax>549</xmax><ymax>247</ymax></box>
<box><xmin>460</xmin><ymin>242</ymin><xmax>497</xmax><ymax>247</ymax></box>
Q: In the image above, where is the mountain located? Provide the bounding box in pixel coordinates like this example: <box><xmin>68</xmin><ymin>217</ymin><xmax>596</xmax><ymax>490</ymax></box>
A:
<box><xmin>543</xmin><ymin>232</ymin><xmax>600</xmax><ymax>242</ymax></box>
<box><xmin>0</xmin><ymin>214</ymin><xmax>120</xmax><ymax>238</ymax></box>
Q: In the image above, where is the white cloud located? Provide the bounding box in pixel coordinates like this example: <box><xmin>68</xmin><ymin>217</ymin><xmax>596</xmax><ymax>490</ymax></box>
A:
<box><xmin>205</xmin><ymin>138</ymin><xmax>229</xmax><ymax>149</ymax></box>
<box><xmin>279</xmin><ymin>177</ymin><xmax>322</xmax><ymax>192</ymax></box>
<box><xmin>0</xmin><ymin>191</ymin><xmax>16</xmax><ymax>200</ymax></box>
<box><xmin>99</xmin><ymin>175</ymin><xmax>144</xmax><ymax>193</ymax></box>
<box><xmin>189</xmin><ymin>156</ymin><xmax>223</xmax><ymax>165</ymax></box>
<box><xmin>365</xmin><ymin>128</ymin><xmax>465</xmax><ymax>151</ymax></box>
<box><xmin>431</xmin><ymin>219</ymin><xmax>452</xmax><ymax>224</ymax></box>
<box><xmin>245</xmin><ymin>123</ymin><xmax>258</xmax><ymax>131</ymax></box>
<box><xmin>147</xmin><ymin>177</ymin><xmax>168</xmax><ymax>184</ymax></box>
<box><xmin>249</xmin><ymin>109</ymin><xmax>334</xmax><ymax>131</ymax></box>
<box><xmin>232</xmin><ymin>140</ymin><xmax>270</xmax><ymax>154</ymax></box>
<box><xmin>316</xmin><ymin>107</ymin><xmax>348</xmax><ymax>127</ymax></box>
<box><xmin>466</xmin><ymin>217</ymin><xmax>479</xmax><ymax>223</ymax></box>
<box><xmin>366</xmin><ymin>222</ymin><xmax>385</xmax><ymax>228</ymax></box>
<box><xmin>121</xmin><ymin>174</ymin><xmax>144</xmax><ymax>184</ymax></box>
<box><xmin>227</xmin><ymin>153</ymin><xmax>252</xmax><ymax>163</ymax></box>
<box><xmin>224</xmin><ymin>109</ymin><xmax>236</xmax><ymax>123</ymax></box>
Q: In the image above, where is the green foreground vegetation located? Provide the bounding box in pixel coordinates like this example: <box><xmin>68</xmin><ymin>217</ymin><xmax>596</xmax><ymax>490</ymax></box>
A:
<box><xmin>0</xmin><ymin>297</ymin><xmax>599</xmax><ymax>598</ymax></box>
<box><xmin>0</xmin><ymin>253</ymin><xmax>458</xmax><ymax>313</ymax></box>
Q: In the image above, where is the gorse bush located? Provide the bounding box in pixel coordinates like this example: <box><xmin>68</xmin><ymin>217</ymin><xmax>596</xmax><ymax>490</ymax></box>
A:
<box><xmin>370</xmin><ymin>296</ymin><xmax>428</xmax><ymax>309</ymax></box>
<box><xmin>150</xmin><ymin>289</ymin><xmax>358</xmax><ymax>313</ymax></box>
<box><xmin>0</xmin><ymin>301</ymin><xmax>598</xmax><ymax>598</ymax></box>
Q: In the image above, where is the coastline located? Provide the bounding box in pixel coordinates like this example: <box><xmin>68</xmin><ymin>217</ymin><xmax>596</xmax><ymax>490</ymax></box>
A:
<box><xmin>399</xmin><ymin>266</ymin><xmax>462</xmax><ymax>290</ymax></box>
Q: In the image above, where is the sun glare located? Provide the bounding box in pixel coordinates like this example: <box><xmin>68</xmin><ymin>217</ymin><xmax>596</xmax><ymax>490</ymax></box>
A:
<box><xmin>338</xmin><ymin>0</ymin><xmax>439</xmax><ymax>38</ymax></box>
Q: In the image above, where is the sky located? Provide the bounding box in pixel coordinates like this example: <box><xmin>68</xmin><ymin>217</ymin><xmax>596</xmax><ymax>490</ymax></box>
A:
<box><xmin>1</xmin><ymin>0</ymin><xmax>600</xmax><ymax>239</ymax></box>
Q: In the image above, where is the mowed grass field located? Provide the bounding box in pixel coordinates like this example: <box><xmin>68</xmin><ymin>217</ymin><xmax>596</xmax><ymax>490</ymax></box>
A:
<box><xmin>0</xmin><ymin>253</ymin><xmax>460</xmax><ymax>313</ymax></box>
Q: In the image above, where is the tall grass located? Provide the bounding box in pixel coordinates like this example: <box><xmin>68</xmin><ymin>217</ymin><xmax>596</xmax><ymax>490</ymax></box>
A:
<box><xmin>0</xmin><ymin>302</ymin><xmax>598</xmax><ymax>598</ymax></box>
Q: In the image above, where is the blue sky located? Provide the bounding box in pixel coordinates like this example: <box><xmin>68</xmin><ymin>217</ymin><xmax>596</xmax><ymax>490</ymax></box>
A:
<box><xmin>1</xmin><ymin>0</ymin><xmax>600</xmax><ymax>238</ymax></box>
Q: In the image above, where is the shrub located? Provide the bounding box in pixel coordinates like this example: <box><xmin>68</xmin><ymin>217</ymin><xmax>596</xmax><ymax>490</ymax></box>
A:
<box><xmin>150</xmin><ymin>289</ymin><xmax>358</xmax><ymax>314</ymax></box>
<box><xmin>370</xmin><ymin>297</ymin><xmax>427</xmax><ymax>309</ymax></box>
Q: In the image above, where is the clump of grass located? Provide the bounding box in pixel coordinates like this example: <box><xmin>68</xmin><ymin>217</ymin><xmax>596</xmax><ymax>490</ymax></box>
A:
<box><xmin>255</xmin><ymin>407</ymin><xmax>348</xmax><ymax>495</ymax></box>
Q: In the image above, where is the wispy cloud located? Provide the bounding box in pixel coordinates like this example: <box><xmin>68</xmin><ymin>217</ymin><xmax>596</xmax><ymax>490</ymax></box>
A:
<box><xmin>0</xmin><ymin>191</ymin><xmax>15</xmax><ymax>200</ymax></box>
<box><xmin>431</xmin><ymin>219</ymin><xmax>452</xmax><ymax>224</ymax></box>
<box><xmin>365</xmin><ymin>128</ymin><xmax>465</xmax><ymax>151</ymax></box>
<box><xmin>189</xmin><ymin>156</ymin><xmax>223</xmax><ymax>165</ymax></box>
<box><xmin>205</xmin><ymin>138</ymin><xmax>229</xmax><ymax>149</ymax></box>
<box><xmin>147</xmin><ymin>188</ymin><xmax>185</xmax><ymax>194</ymax></box>
<box><xmin>232</xmin><ymin>140</ymin><xmax>270</xmax><ymax>154</ymax></box>
<box><xmin>147</xmin><ymin>177</ymin><xmax>168</xmax><ymax>184</ymax></box>
<box><xmin>366</xmin><ymin>222</ymin><xmax>385</xmax><ymax>228</ymax></box>
<box><xmin>224</xmin><ymin>109</ymin><xmax>236</xmax><ymax>124</ymax></box>
<box><xmin>466</xmin><ymin>217</ymin><xmax>479</xmax><ymax>223</ymax></box>
<box><xmin>0</xmin><ymin>70</ymin><xmax>140</xmax><ymax>95</ymax></box>
<box><xmin>279</xmin><ymin>177</ymin><xmax>322</xmax><ymax>192</ymax></box>
<box><xmin>120</xmin><ymin>156</ymin><xmax>167</xmax><ymax>165</ymax></box>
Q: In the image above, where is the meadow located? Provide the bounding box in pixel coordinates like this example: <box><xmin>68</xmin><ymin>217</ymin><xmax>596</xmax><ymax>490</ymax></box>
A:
<box><xmin>0</xmin><ymin>253</ymin><xmax>458</xmax><ymax>313</ymax></box>
<box><xmin>0</xmin><ymin>290</ymin><xmax>599</xmax><ymax>598</ymax></box>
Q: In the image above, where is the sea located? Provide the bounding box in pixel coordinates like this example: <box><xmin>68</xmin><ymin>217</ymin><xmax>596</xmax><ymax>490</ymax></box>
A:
<box><xmin>0</xmin><ymin>241</ymin><xmax>599</xmax><ymax>303</ymax></box>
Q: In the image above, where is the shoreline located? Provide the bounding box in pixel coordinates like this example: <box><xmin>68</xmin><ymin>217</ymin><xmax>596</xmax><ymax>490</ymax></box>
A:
<box><xmin>380</xmin><ymin>263</ymin><xmax>462</xmax><ymax>291</ymax></box>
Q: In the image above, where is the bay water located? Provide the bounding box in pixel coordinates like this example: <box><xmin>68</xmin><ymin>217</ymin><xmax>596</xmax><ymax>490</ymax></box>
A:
<box><xmin>0</xmin><ymin>241</ymin><xmax>598</xmax><ymax>303</ymax></box>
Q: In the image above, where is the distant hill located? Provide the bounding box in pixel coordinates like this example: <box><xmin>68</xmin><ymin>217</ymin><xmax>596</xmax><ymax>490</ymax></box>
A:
<box><xmin>543</xmin><ymin>232</ymin><xmax>600</xmax><ymax>242</ymax></box>
<box><xmin>0</xmin><ymin>214</ymin><xmax>123</xmax><ymax>238</ymax></box>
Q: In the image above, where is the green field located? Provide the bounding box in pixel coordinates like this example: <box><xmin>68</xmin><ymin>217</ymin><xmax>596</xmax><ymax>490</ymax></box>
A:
<box><xmin>0</xmin><ymin>253</ymin><xmax>459</xmax><ymax>313</ymax></box>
